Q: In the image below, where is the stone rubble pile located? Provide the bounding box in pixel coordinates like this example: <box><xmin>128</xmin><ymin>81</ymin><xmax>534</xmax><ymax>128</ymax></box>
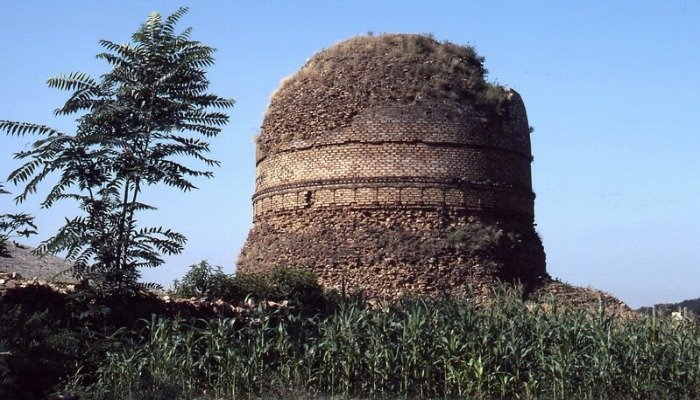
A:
<box><xmin>0</xmin><ymin>272</ymin><xmax>76</xmax><ymax>294</ymax></box>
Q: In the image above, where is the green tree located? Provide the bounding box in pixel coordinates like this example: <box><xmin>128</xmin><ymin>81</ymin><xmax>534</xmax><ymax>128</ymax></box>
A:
<box><xmin>0</xmin><ymin>7</ymin><xmax>234</xmax><ymax>293</ymax></box>
<box><xmin>0</xmin><ymin>184</ymin><xmax>36</xmax><ymax>257</ymax></box>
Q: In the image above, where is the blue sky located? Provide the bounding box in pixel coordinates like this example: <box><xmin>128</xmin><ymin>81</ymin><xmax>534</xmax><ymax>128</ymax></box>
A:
<box><xmin>1</xmin><ymin>1</ymin><xmax>697</xmax><ymax>308</ymax></box>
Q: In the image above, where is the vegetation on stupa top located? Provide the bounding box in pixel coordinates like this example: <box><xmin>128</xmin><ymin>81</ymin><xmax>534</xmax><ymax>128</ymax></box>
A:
<box><xmin>260</xmin><ymin>33</ymin><xmax>511</xmax><ymax>152</ymax></box>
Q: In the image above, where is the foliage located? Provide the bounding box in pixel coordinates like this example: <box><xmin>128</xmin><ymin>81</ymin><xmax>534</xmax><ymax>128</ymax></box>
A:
<box><xmin>230</xmin><ymin>267</ymin><xmax>325</xmax><ymax>306</ymax></box>
<box><xmin>0</xmin><ymin>278</ymin><xmax>231</xmax><ymax>400</ymax></box>
<box><xmin>639</xmin><ymin>298</ymin><xmax>700</xmax><ymax>317</ymax></box>
<box><xmin>0</xmin><ymin>7</ymin><xmax>234</xmax><ymax>294</ymax></box>
<box><xmin>172</xmin><ymin>262</ymin><xmax>326</xmax><ymax>310</ymax></box>
<box><xmin>171</xmin><ymin>260</ymin><xmax>234</xmax><ymax>299</ymax></box>
<box><xmin>446</xmin><ymin>217</ymin><xmax>544</xmax><ymax>282</ymax></box>
<box><xmin>60</xmin><ymin>287</ymin><xmax>700</xmax><ymax>400</ymax></box>
<box><xmin>0</xmin><ymin>298</ymin><xmax>93</xmax><ymax>400</ymax></box>
<box><xmin>0</xmin><ymin>184</ymin><xmax>36</xmax><ymax>257</ymax></box>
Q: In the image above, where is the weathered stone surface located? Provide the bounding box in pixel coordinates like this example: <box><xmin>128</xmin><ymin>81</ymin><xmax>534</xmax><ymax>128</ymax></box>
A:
<box><xmin>239</xmin><ymin>209</ymin><xmax>546</xmax><ymax>298</ymax></box>
<box><xmin>239</xmin><ymin>34</ymin><xmax>547</xmax><ymax>298</ymax></box>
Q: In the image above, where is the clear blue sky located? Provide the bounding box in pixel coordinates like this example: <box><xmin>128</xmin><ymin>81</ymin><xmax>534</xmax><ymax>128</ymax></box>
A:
<box><xmin>1</xmin><ymin>1</ymin><xmax>698</xmax><ymax>308</ymax></box>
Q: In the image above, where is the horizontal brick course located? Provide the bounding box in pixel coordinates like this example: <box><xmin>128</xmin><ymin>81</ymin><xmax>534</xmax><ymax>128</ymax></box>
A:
<box><xmin>257</xmin><ymin>141</ymin><xmax>532</xmax><ymax>192</ymax></box>
<box><xmin>253</xmin><ymin>103</ymin><xmax>534</xmax><ymax>218</ymax></box>
<box><xmin>252</xmin><ymin>182</ymin><xmax>534</xmax><ymax>219</ymax></box>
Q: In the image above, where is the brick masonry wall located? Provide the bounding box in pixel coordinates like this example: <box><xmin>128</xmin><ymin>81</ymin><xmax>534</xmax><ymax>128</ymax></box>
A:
<box><xmin>253</xmin><ymin>183</ymin><xmax>534</xmax><ymax>220</ymax></box>
<box><xmin>239</xmin><ymin>96</ymin><xmax>547</xmax><ymax>298</ymax></box>
<box><xmin>257</xmin><ymin>99</ymin><xmax>531</xmax><ymax>161</ymax></box>
<box><xmin>237</xmin><ymin>208</ymin><xmax>547</xmax><ymax>298</ymax></box>
<box><xmin>253</xmin><ymin>102</ymin><xmax>535</xmax><ymax>219</ymax></box>
<box><xmin>256</xmin><ymin>144</ymin><xmax>531</xmax><ymax>192</ymax></box>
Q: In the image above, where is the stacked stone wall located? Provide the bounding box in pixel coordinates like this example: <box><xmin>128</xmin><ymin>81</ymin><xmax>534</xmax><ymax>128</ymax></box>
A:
<box><xmin>237</xmin><ymin>208</ymin><xmax>547</xmax><ymax>298</ymax></box>
<box><xmin>254</xmin><ymin>103</ymin><xmax>535</xmax><ymax>219</ymax></box>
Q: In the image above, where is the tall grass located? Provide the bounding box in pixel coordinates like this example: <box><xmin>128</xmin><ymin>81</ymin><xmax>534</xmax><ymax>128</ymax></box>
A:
<box><xmin>63</xmin><ymin>288</ymin><xmax>700</xmax><ymax>400</ymax></box>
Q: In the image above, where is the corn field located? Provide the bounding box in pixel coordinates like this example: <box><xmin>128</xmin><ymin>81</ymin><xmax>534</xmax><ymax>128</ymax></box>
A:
<box><xmin>65</xmin><ymin>289</ymin><xmax>700</xmax><ymax>400</ymax></box>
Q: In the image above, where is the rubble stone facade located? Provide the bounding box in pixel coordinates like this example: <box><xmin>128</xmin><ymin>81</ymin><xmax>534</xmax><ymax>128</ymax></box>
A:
<box><xmin>238</xmin><ymin>35</ymin><xmax>547</xmax><ymax>298</ymax></box>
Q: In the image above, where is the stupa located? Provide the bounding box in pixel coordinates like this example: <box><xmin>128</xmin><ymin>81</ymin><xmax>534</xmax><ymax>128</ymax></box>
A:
<box><xmin>238</xmin><ymin>34</ymin><xmax>547</xmax><ymax>298</ymax></box>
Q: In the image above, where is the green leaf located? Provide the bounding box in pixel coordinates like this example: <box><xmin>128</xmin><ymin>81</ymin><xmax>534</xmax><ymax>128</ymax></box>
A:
<box><xmin>46</xmin><ymin>71</ymin><xmax>99</xmax><ymax>92</ymax></box>
<box><xmin>0</xmin><ymin>120</ymin><xmax>63</xmax><ymax>137</ymax></box>
<box><xmin>2</xmin><ymin>6</ymin><xmax>233</xmax><ymax>296</ymax></box>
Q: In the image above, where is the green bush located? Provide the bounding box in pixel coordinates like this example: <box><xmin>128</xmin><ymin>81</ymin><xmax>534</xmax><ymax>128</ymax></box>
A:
<box><xmin>172</xmin><ymin>262</ymin><xmax>326</xmax><ymax>310</ymax></box>
<box><xmin>237</xmin><ymin>267</ymin><xmax>325</xmax><ymax>306</ymax></box>
<box><xmin>1</xmin><ymin>282</ymin><xmax>205</xmax><ymax>400</ymax></box>
<box><xmin>0</xmin><ymin>303</ymin><xmax>85</xmax><ymax>400</ymax></box>
<box><xmin>171</xmin><ymin>261</ymin><xmax>235</xmax><ymax>299</ymax></box>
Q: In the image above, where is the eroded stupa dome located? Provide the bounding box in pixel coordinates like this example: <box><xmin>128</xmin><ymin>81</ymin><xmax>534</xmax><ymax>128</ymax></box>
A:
<box><xmin>239</xmin><ymin>34</ymin><xmax>546</xmax><ymax>298</ymax></box>
<box><xmin>258</xmin><ymin>34</ymin><xmax>526</xmax><ymax>155</ymax></box>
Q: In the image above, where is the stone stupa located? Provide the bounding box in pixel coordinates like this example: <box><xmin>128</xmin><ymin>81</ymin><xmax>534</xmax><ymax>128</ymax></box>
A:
<box><xmin>238</xmin><ymin>34</ymin><xmax>547</xmax><ymax>298</ymax></box>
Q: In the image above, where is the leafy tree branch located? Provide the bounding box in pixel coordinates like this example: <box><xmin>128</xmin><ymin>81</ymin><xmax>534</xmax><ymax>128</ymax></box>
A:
<box><xmin>0</xmin><ymin>185</ymin><xmax>37</xmax><ymax>257</ymax></box>
<box><xmin>0</xmin><ymin>7</ymin><xmax>234</xmax><ymax>293</ymax></box>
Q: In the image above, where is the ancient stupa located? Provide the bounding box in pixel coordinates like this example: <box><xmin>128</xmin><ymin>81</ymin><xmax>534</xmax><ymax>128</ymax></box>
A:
<box><xmin>238</xmin><ymin>34</ymin><xmax>548</xmax><ymax>298</ymax></box>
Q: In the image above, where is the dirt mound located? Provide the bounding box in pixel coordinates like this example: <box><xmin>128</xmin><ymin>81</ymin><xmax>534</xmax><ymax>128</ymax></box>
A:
<box><xmin>526</xmin><ymin>279</ymin><xmax>635</xmax><ymax>318</ymax></box>
<box><xmin>0</xmin><ymin>241</ymin><xmax>74</xmax><ymax>282</ymax></box>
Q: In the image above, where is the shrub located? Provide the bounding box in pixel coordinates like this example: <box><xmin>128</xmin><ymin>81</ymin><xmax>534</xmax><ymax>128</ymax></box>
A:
<box><xmin>0</xmin><ymin>303</ymin><xmax>85</xmax><ymax>400</ymax></box>
<box><xmin>1</xmin><ymin>281</ymin><xmax>209</xmax><ymax>400</ymax></box>
<box><xmin>171</xmin><ymin>261</ymin><xmax>235</xmax><ymax>299</ymax></box>
<box><xmin>243</xmin><ymin>267</ymin><xmax>326</xmax><ymax>308</ymax></box>
<box><xmin>172</xmin><ymin>262</ymin><xmax>326</xmax><ymax>310</ymax></box>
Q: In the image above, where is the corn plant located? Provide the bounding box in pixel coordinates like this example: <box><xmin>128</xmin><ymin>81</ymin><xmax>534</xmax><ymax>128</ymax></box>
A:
<box><xmin>60</xmin><ymin>287</ymin><xmax>700</xmax><ymax>400</ymax></box>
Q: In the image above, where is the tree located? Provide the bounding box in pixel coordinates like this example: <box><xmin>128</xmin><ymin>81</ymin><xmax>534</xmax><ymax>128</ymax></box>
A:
<box><xmin>0</xmin><ymin>184</ymin><xmax>36</xmax><ymax>257</ymax></box>
<box><xmin>0</xmin><ymin>7</ymin><xmax>234</xmax><ymax>293</ymax></box>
